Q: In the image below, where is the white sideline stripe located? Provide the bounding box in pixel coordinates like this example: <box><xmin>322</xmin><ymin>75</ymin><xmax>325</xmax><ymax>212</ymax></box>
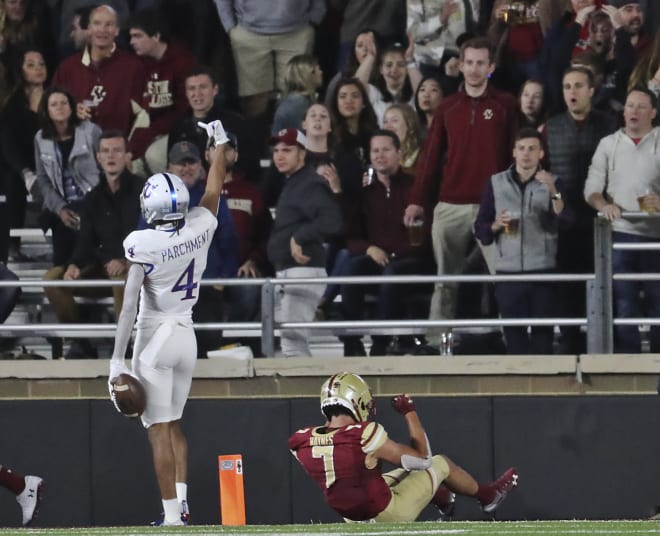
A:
<box><xmin>17</xmin><ymin>521</ymin><xmax>660</xmax><ymax>535</ymax></box>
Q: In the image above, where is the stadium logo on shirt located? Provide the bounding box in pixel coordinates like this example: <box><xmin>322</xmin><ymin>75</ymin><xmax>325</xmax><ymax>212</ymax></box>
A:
<box><xmin>147</xmin><ymin>78</ymin><xmax>173</xmax><ymax>108</ymax></box>
<box><xmin>90</xmin><ymin>85</ymin><xmax>106</xmax><ymax>104</ymax></box>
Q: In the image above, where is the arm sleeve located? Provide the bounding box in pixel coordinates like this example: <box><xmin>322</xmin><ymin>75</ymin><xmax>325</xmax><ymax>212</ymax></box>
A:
<box><xmin>401</xmin><ymin>433</ymin><xmax>433</xmax><ymax>471</ymax></box>
<box><xmin>553</xmin><ymin>177</ymin><xmax>575</xmax><ymax>227</ymax></box>
<box><xmin>474</xmin><ymin>180</ymin><xmax>497</xmax><ymax>246</ymax></box>
<box><xmin>410</xmin><ymin>106</ymin><xmax>445</xmax><ymax>206</ymax></box>
<box><xmin>111</xmin><ymin>263</ymin><xmax>144</xmax><ymax>361</ymax></box>
<box><xmin>293</xmin><ymin>181</ymin><xmax>343</xmax><ymax>244</ymax></box>
<box><xmin>583</xmin><ymin>138</ymin><xmax>610</xmax><ymax>201</ymax></box>
<box><xmin>34</xmin><ymin>139</ymin><xmax>66</xmax><ymax>215</ymax></box>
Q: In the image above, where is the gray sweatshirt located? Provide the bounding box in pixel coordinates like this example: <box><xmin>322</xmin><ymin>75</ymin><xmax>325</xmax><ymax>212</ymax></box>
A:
<box><xmin>267</xmin><ymin>165</ymin><xmax>342</xmax><ymax>270</ymax></box>
<box><xmin>584</xmin><ymin>128</ymin><xmax>660</xmax><ymax>238</ymax></box>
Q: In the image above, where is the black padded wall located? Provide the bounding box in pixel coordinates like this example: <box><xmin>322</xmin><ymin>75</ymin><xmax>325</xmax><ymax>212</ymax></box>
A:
<box><xmin>1</xmin><ymin>395</ymin><xmax>659</xmax><ymax>527</ymax></box>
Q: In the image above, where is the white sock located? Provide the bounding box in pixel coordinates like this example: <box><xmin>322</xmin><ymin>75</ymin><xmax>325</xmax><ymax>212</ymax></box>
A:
<box><xmin>162</xmin><ymin>498</ymin><xmax>180</xmax><ymax>523</ymax></box>
<box><xmin>176</xmin><ymin>482</ymin><xmax>187</xmax><ymax>504</ymax></box>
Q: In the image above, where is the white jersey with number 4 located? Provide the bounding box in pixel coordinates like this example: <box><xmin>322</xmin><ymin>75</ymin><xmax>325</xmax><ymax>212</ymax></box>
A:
<box><xmin>123</xmin><ymin>206</ymin><xmax>218</xmax><ymax>326</ymax></box>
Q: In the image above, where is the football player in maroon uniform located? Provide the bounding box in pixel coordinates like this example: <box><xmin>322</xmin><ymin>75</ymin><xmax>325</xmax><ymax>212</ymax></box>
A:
<box><xmin>289</xmin><ymin>372</ymin><xmax>519</xmax><ymax>522</ymax></box>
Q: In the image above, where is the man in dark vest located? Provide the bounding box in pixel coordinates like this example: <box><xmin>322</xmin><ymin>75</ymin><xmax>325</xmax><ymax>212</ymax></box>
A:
<box><xmin>543</xmin><ymin>66</ymin><xmax>617</xmax><ymax>353</ymax></box>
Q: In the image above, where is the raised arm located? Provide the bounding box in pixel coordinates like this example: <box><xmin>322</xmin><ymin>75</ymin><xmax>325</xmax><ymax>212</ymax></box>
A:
<box><xmin>374</xmin><ymin>394</ymin><xmax>432</xmax><ymax>469</ymax></box>
<box><xmin>198</xmin><ymin>120</ymin><xmax>228</xmax><ymax>217</ymax></box>
<box><xmin>354</xmin><ymin>32</ymin><xmax>377</xmax><ymax>90</ymax></box>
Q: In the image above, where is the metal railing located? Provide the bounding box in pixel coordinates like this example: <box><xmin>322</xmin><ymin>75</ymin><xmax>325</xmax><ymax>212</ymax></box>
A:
<box><xmin>591</xmin><ymin>212</ymin><xmax>660</xmax><ymax>354</ymax></box>
<box><xmin>0</xmin><ymin>213</ymin><xmax>656</xmax><ymax>357</ymax></box>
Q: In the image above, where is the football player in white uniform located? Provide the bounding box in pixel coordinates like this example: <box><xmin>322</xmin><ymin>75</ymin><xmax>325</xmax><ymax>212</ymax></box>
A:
<box><xmin>108</xmin><ymin>119</ymin><xmax>228</xmax><ymax>526</ymax></box>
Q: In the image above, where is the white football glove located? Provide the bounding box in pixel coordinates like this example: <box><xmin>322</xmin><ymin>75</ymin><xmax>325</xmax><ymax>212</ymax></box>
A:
<box><xmin>197</xmin><ymin>120</ymin><xmax>229</xmax><ymax>146</ymax></box>
<box><xmin>108</xmin><ymin>359</ymin><xmax>132</xmax><ymax>413</ymax></box>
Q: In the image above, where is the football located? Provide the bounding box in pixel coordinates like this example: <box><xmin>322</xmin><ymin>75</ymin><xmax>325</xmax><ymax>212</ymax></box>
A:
<box><xmin>111</xmin><ymin>373</ymin><xmax>147</xmax><ymax>417</ymax></box>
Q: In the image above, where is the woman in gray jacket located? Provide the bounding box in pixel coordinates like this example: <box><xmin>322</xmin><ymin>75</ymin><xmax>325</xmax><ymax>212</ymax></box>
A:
<box><xmin>34</xmin><ymin>86</ymin><xmax>100</xmax><ymax>266</ymax></box>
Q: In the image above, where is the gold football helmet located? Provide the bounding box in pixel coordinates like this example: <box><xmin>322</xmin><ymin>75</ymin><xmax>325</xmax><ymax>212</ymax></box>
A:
<box><xmin>320</xmin><ymin>372</ymin><xmax>376</xmax><ymax>422</ymax></box>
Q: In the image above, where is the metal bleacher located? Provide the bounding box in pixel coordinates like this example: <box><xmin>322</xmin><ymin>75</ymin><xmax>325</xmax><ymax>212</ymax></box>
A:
<box><xmin>4</xmin><ymin>227</ymin><xmax>115</xmax><ymax>358</ymax></box>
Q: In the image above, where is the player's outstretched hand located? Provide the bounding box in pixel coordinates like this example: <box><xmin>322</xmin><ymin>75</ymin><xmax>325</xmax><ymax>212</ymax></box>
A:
<box><xmin>197</xmin><ymin>119</ymin><xmax>229</xmax><ymax>146</ymax></box>
<box><xmin>392</xmin><ymin>393</ymin><xmax>416</xmax><ymax>415</ymax></box>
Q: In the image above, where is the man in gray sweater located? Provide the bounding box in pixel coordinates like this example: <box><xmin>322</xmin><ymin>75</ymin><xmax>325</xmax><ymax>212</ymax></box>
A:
<box><xmin>475</xmin><ymin>128</ymin><xmax>570</xmax><ymax>355</ymax></box>
<box><xmin>584</xmin><ymin>88</ymin><xmax>660</xmax><ymax>353</ymax></box>
<box><xmin>214</xmin><ymin>0</ymin><xmax>326</xmax><ymax>117</ymax></box>
<box><xmin>267</xmin><ymin>128</ymin><xmax>342</xmax><ymax>357</ymax></box>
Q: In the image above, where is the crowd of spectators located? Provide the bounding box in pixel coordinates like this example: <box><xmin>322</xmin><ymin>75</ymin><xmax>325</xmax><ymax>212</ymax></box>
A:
<box><xmin>0</xmin><ymin>0</ymin><xmax>659</xmax><ymax>358</ymax></box>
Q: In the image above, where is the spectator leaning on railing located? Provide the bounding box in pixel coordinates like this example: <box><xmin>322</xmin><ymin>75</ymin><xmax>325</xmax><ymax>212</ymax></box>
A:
<box><xmin>584</xmin><ymin>87</ymin><xmax>660</xmax><ymax>354</ymax></box>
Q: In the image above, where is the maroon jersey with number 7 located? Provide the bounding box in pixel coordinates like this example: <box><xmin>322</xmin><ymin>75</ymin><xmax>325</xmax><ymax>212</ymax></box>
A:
<box><xmin>288</xmin><ymin>421</ymin><xmax>391</xmax><ymax>521</ymax></box>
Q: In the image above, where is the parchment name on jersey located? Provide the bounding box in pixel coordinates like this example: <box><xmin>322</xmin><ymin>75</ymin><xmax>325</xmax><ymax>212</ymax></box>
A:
<box><xmin>161</xmin><ymin>228</ymin><xmax>211</xmax><ymax>262</ymax></box>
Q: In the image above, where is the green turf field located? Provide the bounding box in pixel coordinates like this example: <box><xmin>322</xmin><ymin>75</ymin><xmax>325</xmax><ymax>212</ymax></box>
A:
<box><xmin>2</xmin><ymin>521</ymin><xmax>660</xmax><ymax>536</ymax></box>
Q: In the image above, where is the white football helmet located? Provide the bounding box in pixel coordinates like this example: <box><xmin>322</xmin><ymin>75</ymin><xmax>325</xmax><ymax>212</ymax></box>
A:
<box><xmin>320</xmin><ymin>372</ymin><xmax>376</xmax><ymax>422</ymax></box>
<box><xmin>140</xmin><ymin>172</ymin><xmax>190</xmax><ymax>225</ymax></box>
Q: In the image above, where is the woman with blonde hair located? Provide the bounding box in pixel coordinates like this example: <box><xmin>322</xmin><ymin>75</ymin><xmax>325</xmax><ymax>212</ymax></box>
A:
<box><xmin>382</xmin><ymin>103</ymin><xmax>422</xmax><ymax>174</ymax></box>
<box><xmin>272</xmin><ymin>53</ymin><xmax>323</xmax><ymax>133</ymax></box>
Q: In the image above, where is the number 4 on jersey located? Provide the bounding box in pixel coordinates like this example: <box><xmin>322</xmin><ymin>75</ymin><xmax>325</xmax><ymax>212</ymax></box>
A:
<box><xmin>172</xmin><ymin>259</ymin><xmax>198</xmax><ymax>300</ymax></box>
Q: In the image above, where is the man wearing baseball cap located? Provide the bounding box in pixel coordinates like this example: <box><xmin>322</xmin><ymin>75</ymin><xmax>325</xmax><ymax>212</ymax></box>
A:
<box><xmin>266</xmin><ymin>128</ymin><xmax>342</xmax><ymax>357</ymax></box>
<box><xmin>168</xmin><ymin>141</ymin><xmax>202</xmax><ymax>167</ymax></box>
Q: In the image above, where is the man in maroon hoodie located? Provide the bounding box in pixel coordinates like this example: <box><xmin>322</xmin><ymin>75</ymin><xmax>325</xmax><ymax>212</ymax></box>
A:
<box><xmin>52</xmin><ymin>5</ymin><xmax>146</xmax><ymax>141</ymax></box>
<box><xmin>404</xmin><ymin>37</ymin><xmax>517</xmax><ymax>351</ymax></box>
